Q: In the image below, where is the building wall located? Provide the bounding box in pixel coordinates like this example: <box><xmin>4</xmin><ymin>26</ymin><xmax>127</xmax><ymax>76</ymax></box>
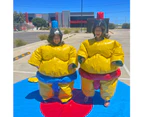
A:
<box><xmin>48</xmin><ymin>13</ymin><xmax>56</xmax><ymax>22</ymax></box>
<box><xmin>35</xmin><ymin>14</ymin><xmax>42</xmax><ymax>18</ymax></box>
<box><xmin>62</xmin><ymin>11</ymin><xmax>70</xmax><ymax>27</ymax></box>
<box><xmin>28</xmin><ymin>13</ymin><xmax>35</xmax><ymax>22</ymax></box>
<box><xmin>58</xmin><ymin>13</ymin><xmax>62</xmax><ymax>28</ymax></box>
<box><xmin>70</xmin><ymin>12</ymin><xmax>94</xmax><ymax>16</ymax></box>
<box><xmin>42</xmin><ymin>14</ymin><xmax>49</xmax><ymax>22</ymax></box>
<box><xmin>70</xmin><ymin>12</ymin><xmax>94</xmax><ymax>27</ymax></box>
<box><xmin>26</xmin><ymin>11</ymin><xmax>95</xmax><ymax>28</ymax></box>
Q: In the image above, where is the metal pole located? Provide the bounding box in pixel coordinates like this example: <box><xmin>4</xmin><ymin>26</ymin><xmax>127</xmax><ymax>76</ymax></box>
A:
<box><xmin>81</xmin><ymin>0</ymin><xmax>83</xmax><ymax>32</ymax></box>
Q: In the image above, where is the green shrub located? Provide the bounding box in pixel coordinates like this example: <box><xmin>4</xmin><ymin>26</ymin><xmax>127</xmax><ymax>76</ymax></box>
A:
<box><xmin>14</xmin><ymin>39</ymin><xmax>27</xmax><ymax>47</ymax></box>
<box><xmin>109</xmin><ymin>23</ymin><xmax>116</xmax><ymax>29</ymax></box>
<box><xmin>122</xmin><ymin>23</ymin><xmax>130</xmax><ymax>29</ymax></box>
<box><xmin>38</xmin><ymin>34</ymin><xmax>49</xmax><ymax>40</ymax></box>
<box><xmin>45</xmin><ymin>27</ymin><xmax>50</xmax><ymax>30</ymax></box>
<box><xmin>115</xmin><ymin>25</ymin><xmax>122</xmax><ymax>29</ymax></box>
<box><xmin>75</xmin><ymin>30</ymin><xmax>79</xmax><ymax>33</ymax></box>
<box><xmin>60</xmin><ymin>27</ymin><xmax>67</xmax><ymax>30</ymax></box>
<box><xmin>64</xmin><ymin>29</ymin><xmax>71</xmax><ymax>34</ymax></box>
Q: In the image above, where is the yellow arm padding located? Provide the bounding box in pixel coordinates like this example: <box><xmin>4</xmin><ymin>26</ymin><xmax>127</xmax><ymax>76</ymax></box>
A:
<box><xmin>78</xmin><ymin>43</ymin><xmax>88</xmax><ymax>59</ymax></box>
<box><xmin>110</xmin><ymin>41</ymin><xmax>124</xmax><ymax>64</ymax></box>
<box><xmin>68</xmin><ymin>46</ymin><xmax>78</xmax><ymax>67</ymax></box>
<box><xmin>28</xmin><ymin>46</ymin><xmax>42</xmax><ymax>67</ymax></box>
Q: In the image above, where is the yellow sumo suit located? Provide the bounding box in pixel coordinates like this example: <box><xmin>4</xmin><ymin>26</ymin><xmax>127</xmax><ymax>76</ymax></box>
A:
<box><xmin>28</xmin><ymin>27</ymin><xmax>78</xmax><ymax>103</ymax></box>
<box><xmin>78</xmin><ymin>19</ymin><xmax>124</xmax><ymax>102</ymax></box>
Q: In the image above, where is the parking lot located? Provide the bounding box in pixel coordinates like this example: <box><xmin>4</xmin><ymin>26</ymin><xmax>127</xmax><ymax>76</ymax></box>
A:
<box><xmin>14</xmin><ymin>31</ymin><xmax>50</xmax><ymax>47</ymax></box>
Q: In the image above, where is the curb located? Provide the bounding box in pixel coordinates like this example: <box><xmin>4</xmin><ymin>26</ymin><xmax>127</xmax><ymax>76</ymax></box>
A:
<box><xmin>13</xmin><ymin>52</ymin><xmax>31</xmax><ymax>61</ymax></box>
<box><xmin>63</xmin><ymin>33</ymin><xmax>76</xmax><ymax>40</ymax></box>
<box><xmin>109</xmin><ymin>31</ymin><xmax>114</xmax><ymax>34</ymax></box>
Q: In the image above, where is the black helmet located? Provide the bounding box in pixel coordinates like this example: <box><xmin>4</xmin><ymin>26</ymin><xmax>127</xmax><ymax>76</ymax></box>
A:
<box><xmin>92</xmin><ymin>19</ymin><xmax>107</xmax><ymax>37</ymax></box>
<box><xmin>47</xmin><ymin>28</ymin><xmax>63</xmax><ymax>45</ymax></box>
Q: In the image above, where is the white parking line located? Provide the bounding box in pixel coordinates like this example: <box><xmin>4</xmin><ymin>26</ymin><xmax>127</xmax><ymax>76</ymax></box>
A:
<box><xmin>14</xmin><ymin>71</ymin><xmax>36</xmax><ymax>74</ymax></box>
<box><xmin>123</xmin><ymin>64</ymin><xmax>130</xmax><ymax>77</ymax></box>
<box><xmin>119</xmin><ymin>78</ymin><xmax>130</xmax><ymax>81</ymax></box>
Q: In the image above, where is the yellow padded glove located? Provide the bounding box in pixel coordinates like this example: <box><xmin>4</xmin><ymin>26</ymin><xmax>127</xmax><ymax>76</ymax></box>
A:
<box><xmin>28</xmin><ymin>77</ymin><xmax>38</xmax><ymax>83</ymax></box>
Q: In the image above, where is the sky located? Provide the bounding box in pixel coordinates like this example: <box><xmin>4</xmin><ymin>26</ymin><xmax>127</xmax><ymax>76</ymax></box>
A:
<box><xmin>14</xmin><ymin>0</ymin><xmax>130</xmax><ymax>24</ymax></box>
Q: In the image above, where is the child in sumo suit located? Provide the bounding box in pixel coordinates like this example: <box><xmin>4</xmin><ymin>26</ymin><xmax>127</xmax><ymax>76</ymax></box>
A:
<box><xmin>28</xmin><ymin>21</ymin><xmax>78</xmax><ymax>104</ymax></box>
<box><xmin>78</xmin><ymin>17</ymin><xmax>124</xmax><ymax>107</ymax></box>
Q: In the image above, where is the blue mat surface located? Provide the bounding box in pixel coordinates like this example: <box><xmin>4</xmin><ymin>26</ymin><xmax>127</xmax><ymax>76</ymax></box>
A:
<box><xmin>14</xmin><ymin>71</ymin><xmax>130</xmax><ymax>117</ymax></box>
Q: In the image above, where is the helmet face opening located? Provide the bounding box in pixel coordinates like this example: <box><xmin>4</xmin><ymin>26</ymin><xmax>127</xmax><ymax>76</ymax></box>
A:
<box><xmin>48</xmin><ymin>28</ymin><xmax>63</xmax><ymax>45</ymax></box>
<box><xmin>92</xmin><ymin>19</ymin><xmax>107</xmax><ymax>37</ymax></box>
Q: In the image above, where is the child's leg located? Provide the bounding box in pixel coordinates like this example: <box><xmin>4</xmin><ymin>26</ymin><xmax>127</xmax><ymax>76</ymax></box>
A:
<box><xmin>100</xmin><ymin>78</ymin><xmax>118</xmax><ymax>107</ymax></box>
<box><xmin>81</xmin><ymin>77</ymin><xmax>95</xmax><ymax>97</ymax></box>
<box><xmin>58</xmin><ymin>81</ymin><xmax>74</xmax><ymax>103</ymax></box>
<box><xmin>38</xmin><ymin>81</ymin><xmax>54</xmax><ymax>100</ymax></box>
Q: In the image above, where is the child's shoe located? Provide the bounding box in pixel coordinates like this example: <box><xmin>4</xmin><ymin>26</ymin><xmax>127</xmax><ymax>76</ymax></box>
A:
<box><xmin>104</xmin><ymin>100</ymin><xmax>110</xmax><ymax>107</ymax></box>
